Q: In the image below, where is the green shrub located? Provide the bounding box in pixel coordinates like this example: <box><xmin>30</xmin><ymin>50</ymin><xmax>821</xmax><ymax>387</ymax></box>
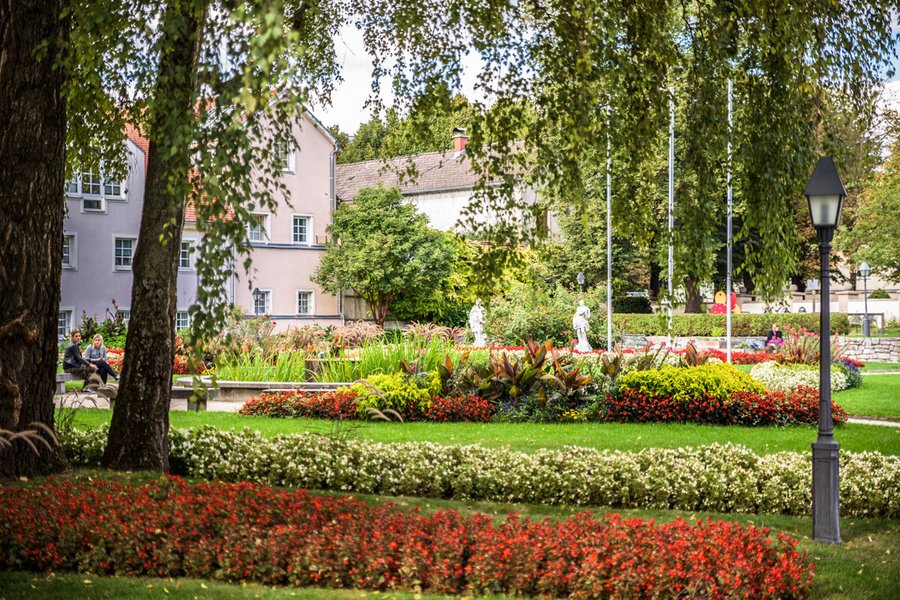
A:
<box><xmin>487</xmin><ymin>283</ymin><xmax>614</xmax><ymax>348</ymax></box>
<box><xmin>350</xmin><ymin>372</ymin><xmax>434</xmax><ymax>417</ymax></box>
<box><xmin>612</xmin><ymin>296</ymin><xmax>653</xmax><ymax>314</ymax></box>
<box><xmin>868</xmin><ymin>288</ymin><xmax>891</xmax><ymax>299</ymax></box>
<box><xmin>613</xmin><ymin>313</ymin><xmax>850</xmax><ymax>336</ymax></box>
<box><xmin>617</xmin><ymin>363</ymin><xmax>765</xmax><ymax>402</ymax></box>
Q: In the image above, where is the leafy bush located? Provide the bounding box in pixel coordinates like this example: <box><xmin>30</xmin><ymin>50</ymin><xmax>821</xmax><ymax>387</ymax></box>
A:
<box><xmin>0</xmin><ymin>477</ymin><xmax>814</xmax><ymax>598</ymax></box>
<box><xmin>350</xmin><ymin>372</ymin><xmax>435</xmax><ymax>417</ymax></box>
<box><xmin>750</xmin><ymin>361</ymin><xmax>850</xmax><ymax>392</ymax></box>
<box><xmin>61</xmin><ymin>426</ymin><xmax>900</xmax><ymax>518</ymax></box>
<box><xmin>617</xmin><ymin>363</ymin><xmax>765</xmax><ymax>402</ymax></box>
<box><xmin>868</xmin><ymin>288</ymin><xmax>891</xmax><ymax>299</ymax></box>
<box><xmin>487</xmin><ymin>282</ymin><xmax>613</xmax><ymax>348</ymax></box>
<box><xmin>215</xmin><ymin>351</ymin><xmax>307</xmax><ymax>381</ymax></box>
<box><xmin>331</xmin><ymin>320</ymin><xmax>384</xmax><ymax>349</ymax></box>
<box><xmin>602</xmin><ymin>385</ymin><xmax>846</xmax><ymax>426</ymax></box>
<box><xmin>612</xmin><ymin>295</ymin><xmax>653</xmax><ymax>313</ymax></box>
<box><xmin>613</xmin><ymin>313</ymin><xmax>850</xmax><ymax>336</ymax></box>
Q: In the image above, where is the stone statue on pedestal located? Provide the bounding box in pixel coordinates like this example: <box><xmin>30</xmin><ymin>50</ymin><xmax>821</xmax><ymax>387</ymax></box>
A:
<box><xmin>469</xmin><ymin>298</ymin><xmax>487</xmax><ymax>346</ymax></box>
<box><xmin>573</xmin><ymin>299</ymin><xmax>591</xmax><ymax>352</ymax></box>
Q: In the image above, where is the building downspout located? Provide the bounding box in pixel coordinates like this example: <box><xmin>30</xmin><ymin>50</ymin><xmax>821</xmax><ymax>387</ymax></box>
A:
<box><xmin>329</xmin><ymin>143</ymin><xmax>344</xmax><ymax>325</ymax></box>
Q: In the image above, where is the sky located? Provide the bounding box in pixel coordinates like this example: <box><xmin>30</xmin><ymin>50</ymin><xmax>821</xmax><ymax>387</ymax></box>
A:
<box><xmin>313</xmin><ymin>25</ymin><xmax>900</xmax><ymax>137</ymax></box>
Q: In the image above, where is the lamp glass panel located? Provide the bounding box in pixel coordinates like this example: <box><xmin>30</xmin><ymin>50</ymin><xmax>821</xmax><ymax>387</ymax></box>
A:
<box><xmin>808</xmin><ymin>195</ymin><xmax>842</xmax><ymax>227</ymax></box>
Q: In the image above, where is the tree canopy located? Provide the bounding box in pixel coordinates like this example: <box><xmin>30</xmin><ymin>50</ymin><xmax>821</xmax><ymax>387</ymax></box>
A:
<box><xmin>313</xmin><ymin>185</ymin><xmax>453</xmax><ymax>326</ymax></box>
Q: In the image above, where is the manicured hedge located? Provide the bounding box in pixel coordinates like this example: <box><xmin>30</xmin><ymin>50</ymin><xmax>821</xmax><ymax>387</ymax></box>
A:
<box><xmin>612</xmin><ymin>313</ymin><xmax>850</xmax><ymax>336</ymax></box>
<box><xmin>0</xmin><ymin>477</ymin><xmax>814</xmax><ymax>598</ymax></box>
<box><xmin>61</xmin><ymin>426</ymin><xmax>900</xmax><ymax>518</ymax></box>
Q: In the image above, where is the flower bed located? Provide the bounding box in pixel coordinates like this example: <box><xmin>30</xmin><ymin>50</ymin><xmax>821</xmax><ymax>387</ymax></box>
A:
<box><xmin>61</xmin><ymin>427</ymin><xmax>900</xmax><ymax>518</ymax></box>
<box><xmin>750</xmin><ymin>362</ymin><xmax>850</xmax><ymax>392</ymax></box>
<box><xmin>239</xmin><ymin>390</ymin><xmax>495</xmax><ymax>422</ymax></box>
<box><xmin>0</xmin><ymin>477</ymin><xmax>814</xmax><ymax>598</ymax></box>
<box><xmin>603</xmin><ymin>385</ymin><xmax>846</xmax><ymax>427</ymax></box>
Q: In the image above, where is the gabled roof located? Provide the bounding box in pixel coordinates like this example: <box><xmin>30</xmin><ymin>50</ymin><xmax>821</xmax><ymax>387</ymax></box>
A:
<box><xmin>336</xmin><ymin>150</ymin><xmax>479</xmax><ymax>202</ymax></box>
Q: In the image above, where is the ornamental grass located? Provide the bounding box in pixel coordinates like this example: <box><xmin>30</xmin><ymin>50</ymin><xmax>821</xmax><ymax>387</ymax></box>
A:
<box><xmin>0</xmin><ymin>477</ymin><xmax>814</xmax><ymax>598</ymax></box>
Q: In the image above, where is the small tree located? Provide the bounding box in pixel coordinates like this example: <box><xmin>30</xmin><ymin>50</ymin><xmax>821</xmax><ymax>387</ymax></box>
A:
<box><xmin>314</xmin><ymin>186</ymin><xmax>452</xmax><ymax>326</ymax></box>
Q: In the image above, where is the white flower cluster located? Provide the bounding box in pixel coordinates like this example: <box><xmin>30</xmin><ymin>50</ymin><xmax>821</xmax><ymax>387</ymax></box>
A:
<box><xmin>60</xmin><ymin>426</ymin><xmax>899</xmax><ymax>518</ymax></box>
<box><xmin>750</xmin><ymin>361</ymin><xmax>849</xmax><ymax>392</ymax></box>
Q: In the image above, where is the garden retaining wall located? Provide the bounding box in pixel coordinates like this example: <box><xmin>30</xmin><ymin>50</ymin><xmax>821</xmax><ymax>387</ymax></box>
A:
<box><xmin>621</xmin><ymin>335</ymin><xmax>900</xmax><ymax>362</ymax></box>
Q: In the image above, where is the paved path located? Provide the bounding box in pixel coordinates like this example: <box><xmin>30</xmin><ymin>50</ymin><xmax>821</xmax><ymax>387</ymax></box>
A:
<box><xmin>847</xmin><ymin>416</ymin><xmax>900</xmax><ymax>427</ymax></box>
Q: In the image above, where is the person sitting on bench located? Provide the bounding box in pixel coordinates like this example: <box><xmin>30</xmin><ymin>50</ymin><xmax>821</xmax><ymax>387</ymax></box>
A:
<box><xmin>765</xmin><ymin>323</ymin><xmax>784</xmax><ymax>349</ymax></box>
<box><xmin>63</xmin><ymin>330</ymin><xmax>101</xmax><ymax>387</ymax></box>
<box><xmin>84</xmin><ymin>333</ymin><xmax>118</xmax><ymax>384</ymax></box>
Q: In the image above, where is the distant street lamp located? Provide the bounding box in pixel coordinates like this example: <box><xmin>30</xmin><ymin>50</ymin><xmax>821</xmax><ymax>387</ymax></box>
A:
<box><xmin>804</xmin><ymin>156</ymin><xmax>846</xmax><ymax>544</ymax></box>
<box><xmin>859</xmin><ymin>262</ymin><xmax>871</xmax><ymax>337</ymax></box>
<box><xmin>806</xmin><ymin>279</ymin><xmax>819</xmax><ymax>313</ymax></box>
<box><xmin>577</xmin><ymin>272</ymin><xmax>585</xmax><ymax>295</ymax></box>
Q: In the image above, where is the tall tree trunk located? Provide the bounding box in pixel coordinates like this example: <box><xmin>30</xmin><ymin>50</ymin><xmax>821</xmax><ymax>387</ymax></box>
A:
<box><xmin>0</xmin><ymin>0</ymin><xmax>68</xmax><ymax>476</ymax></box>
<box><xmin>103</xmin><ymin>0</ymin><xmax>207</xmax><ymax>472</ymax></box>
<box><xmin>683</xmin><ymin>276</ymin><xmax>703</xmax><ymax>314</ymax></box>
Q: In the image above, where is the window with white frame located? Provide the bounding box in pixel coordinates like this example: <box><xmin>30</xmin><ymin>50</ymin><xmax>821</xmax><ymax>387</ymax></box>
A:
<box><xmin>117</xmin><ymin>310</ymin><xmax>131</xmax><ymax>324</ymax></box>
<box><xmin>67</xmin><ymin>176</ymin><xmax>79</xmax><ymax>195</ymax></box>
<box><xmin>104</xmin><ymin>177</ymin><xmax>122</xmax><ymax>197</ymax></box>
<box><xmin>175</xmin><ymin>311</ymin><xmax>191</xmax><ymax>331</ymax></box>
<box><xmin>253</xmin><ymin>290</ymin><xmax>271</xmax><ymax>315</ymax></box>
<box><xmin>62</xmin><ymin>234</ymin><xmax>76</xmax><ymax>269</ymax></box>
<box><xmin>114</xmin><ymin>238</ymin><xmax>135</xmax><ymax>269</ymax></box>
<box><xmin>82</xmin><ymin>170</ymin><xmax>101</xmax><ymax>195</ymax></box>
<box><xmin>58</xmin><ymin>311</ymin><xmax>72</xmax><ymax>341</ymax></box>
<box><xmin>296</xmin><ymin>291</ymin><xmax>313</xmax><ymax>315</ymax></box>
<box><xmin>248</xmin><ymin>214</ymin><xmax>268</xmax><ymax>242</ymax></box>
<box><xmin>179</xmin><ymin>241</ymin><xmax>194</xmax><ymax>270</ymax></box>
<box><xmin>275</xmin><ymin>141</ymin><xmax>296</xmax><ymax>172</ymax></box>
<box><xmin>292</xmin><ymin>215</ymin><xmax>311</xmax><ymax>244</ymax></box>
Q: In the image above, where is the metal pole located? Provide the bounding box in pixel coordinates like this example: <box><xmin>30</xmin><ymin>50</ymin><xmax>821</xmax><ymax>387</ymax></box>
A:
<box><xmin>667</xmin><ymin>86</ymin><xmax>675</xmax><ymax>347</ymax></box>
<box><xmin>863</xmin><ymin>274</ymin><xmax>870</xmax><ymax>337</ymax></box>
<box><xmin>726</xmin><ymin>79</ymin><xmax>733</xmax><ymax>363</ymax></box>
<box><xmin>812</xmin><ymin>226</ymin><xmax>841</xmax><ymax>543</ymax></box>
<box><xmin>607</xmin><ymin>105</ymin><xmax>613</xmax><ymax>352</ymax></box>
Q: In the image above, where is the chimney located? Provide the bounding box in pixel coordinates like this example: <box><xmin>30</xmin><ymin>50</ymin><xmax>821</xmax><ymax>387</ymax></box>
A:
<box><xmin>452</xmin><ymin>127</ymin><xmax>469</xmax><ymax>153</ymax></box>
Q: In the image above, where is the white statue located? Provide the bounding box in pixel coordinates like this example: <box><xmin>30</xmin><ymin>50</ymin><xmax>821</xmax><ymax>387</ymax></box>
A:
<box><xmin>469</xmin><ymin>298</ymin><xmax>487</xmax><ymax>346</ymax></box>
<box><xmin>573</xmin><ymin>299</ymin><xmax>591</xmax><ymax>352</ymax></box>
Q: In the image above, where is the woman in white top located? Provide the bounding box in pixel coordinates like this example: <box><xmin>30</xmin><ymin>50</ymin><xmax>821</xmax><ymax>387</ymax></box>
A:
<box><xmin>84</xmin><ymin>333</ymin><xmax>119</xmax><ymax>384</ymax></box>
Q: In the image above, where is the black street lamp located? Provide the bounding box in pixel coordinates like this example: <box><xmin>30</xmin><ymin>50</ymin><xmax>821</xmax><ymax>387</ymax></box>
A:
<box><xmin>804</xmin><ymin>156</ymin><xmax>846</xmax><ymax>544</ymax></box>
<box><xmin>859</xmin><ymin>262</ymin><xmax>871</xmax><ymax>337</ymax></box>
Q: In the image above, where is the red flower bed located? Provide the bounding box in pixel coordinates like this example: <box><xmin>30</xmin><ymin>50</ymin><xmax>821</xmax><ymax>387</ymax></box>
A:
<box><xmin>422</xmin><ymin>394</ymin><xmax>495</xmax><ymax>422</ymax></box>
<box><xmin>706</xmin><ymin>349</ymin><xmax>776</xmax><ymax>364</ymax></box>
<box><xmin>240</xmin><ymin>391</ymin><xmax>494</xmax><ymax>423</ymax></box>
<box><xmin>104</xmin><ymin>352</ymin><xmax>201</xmax><ymax>375</ymax></box>
<box><xmin>239</xmin><ymin>389</ymin><xmax>358</xmax><ymax>419</ymax></box>
<box><xmin>604</xmin><ymin>385</ymin><xmax>846</xmax><ymax>427</ymax></box>
<box><xmin>0</xmin><ymin>478</ymin><xmax>814</xmax><ymax>598</ymax></box>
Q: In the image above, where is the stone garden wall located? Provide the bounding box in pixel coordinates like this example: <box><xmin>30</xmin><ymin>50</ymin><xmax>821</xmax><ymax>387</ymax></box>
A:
<box><xmin>621</xmin><ymin>335</ymin><xmax>900</xmax><ymax>362</ymax></box>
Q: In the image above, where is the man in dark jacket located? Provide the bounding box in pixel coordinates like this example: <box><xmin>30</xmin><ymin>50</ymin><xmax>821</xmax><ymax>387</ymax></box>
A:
<box><xmin>63</xmin><ymin>330</ymin><xmax>100</xmax><ymax>385</ymax></box>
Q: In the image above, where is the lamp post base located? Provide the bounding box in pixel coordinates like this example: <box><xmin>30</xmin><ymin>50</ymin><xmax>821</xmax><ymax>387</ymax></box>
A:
<box><xmin>812</xmin><ymin>441</ymin><xmax>842</xmax><ymax>543</ymax></box>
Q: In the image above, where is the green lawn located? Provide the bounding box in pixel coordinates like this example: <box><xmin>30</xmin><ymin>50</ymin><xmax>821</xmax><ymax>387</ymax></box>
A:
<box><xmin>834</xmin><ymin>374</ymin><xmax>900</xmax><ymax>419</ymax></box>
<box><xmin>2</xmin><ymin>470</ymin><xmax>898</xmax><ymax>600</ymax></box>
<box><xmin>68</xmin><ymin>409</ymin><xmax>900</xmax><ymax>455</ymax></box>
<box><xmin>860</xmin><ymin>362</ymin><xmax>900</xmax><ymax>372</ymax></box>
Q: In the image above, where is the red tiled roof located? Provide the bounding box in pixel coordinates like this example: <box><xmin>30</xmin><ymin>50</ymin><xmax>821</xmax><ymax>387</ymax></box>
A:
<box><xmin>124</xmin><ymin>123</ymin><xmax>149</xmax><ymax>174</ymax></box>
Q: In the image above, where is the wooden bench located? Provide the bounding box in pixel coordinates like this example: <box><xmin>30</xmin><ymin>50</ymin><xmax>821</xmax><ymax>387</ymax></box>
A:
<box><xmin>55</xmin><ymin>372</ymin><xmax>75</xmax><ymax>395</ymax></box>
